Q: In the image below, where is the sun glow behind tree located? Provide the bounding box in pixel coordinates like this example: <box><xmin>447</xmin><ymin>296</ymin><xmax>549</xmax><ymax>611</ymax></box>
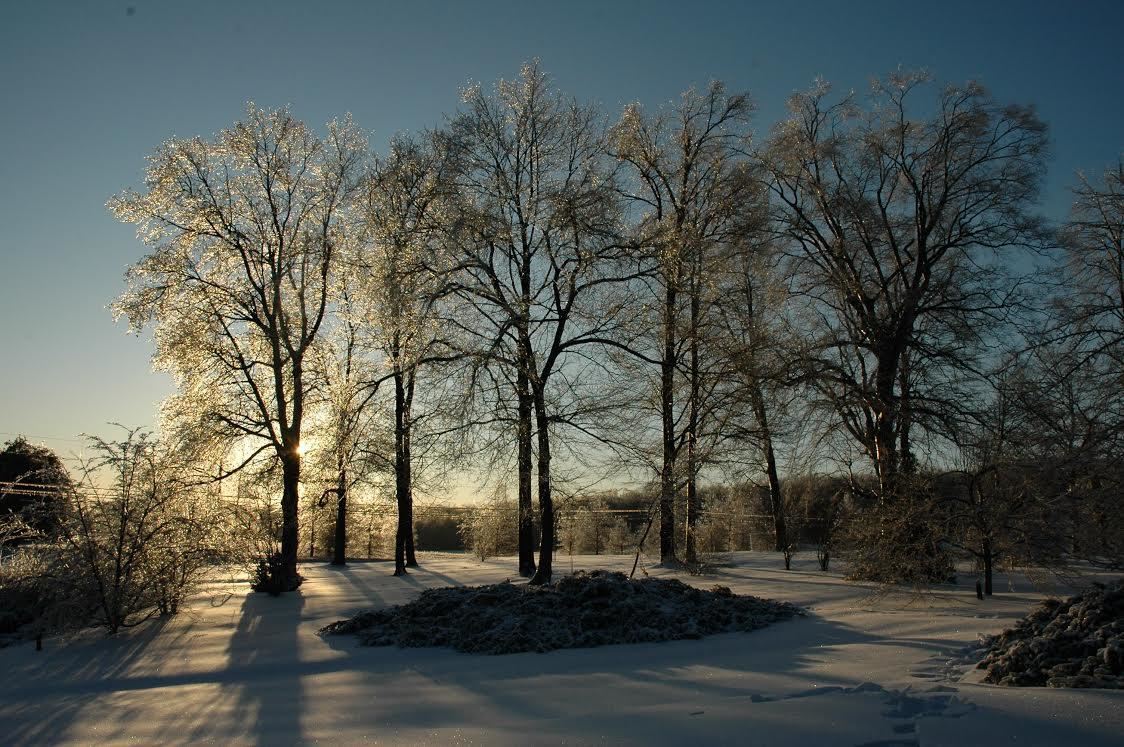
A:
<box><xmin>110</xmin><ymin>104</ymin><xmax>366</xmax><ymax>590</ymax></box>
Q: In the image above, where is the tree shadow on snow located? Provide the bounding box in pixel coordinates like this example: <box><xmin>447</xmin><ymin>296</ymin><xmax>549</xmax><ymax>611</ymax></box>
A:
<box><xmin>205</xmin><ymin>590</ymin><xmax>307</xmax><ymax>744</ymax></box>
<box><xmin>314</xmin><ymin>611</ymin><xmax>975</xmax><ymax>736</ymax></box>
<box><xmin>0</xmin><ymin>617</ymin><xmax>176</xmax><ymax>743</ymax></box>
<box><xmin>401</xmin><ymin>563</ymin><xmax>467</xmax><ymax>588</ymax></box>
<box><xmin>328</xmin><ymin>563</ymin><xmax>391</xmax><ymax>610</ymax></box>
<box><xmin>416</xmin><ymin>613</ymin><xmax>1095</xmax><ymax>743</ymax></box>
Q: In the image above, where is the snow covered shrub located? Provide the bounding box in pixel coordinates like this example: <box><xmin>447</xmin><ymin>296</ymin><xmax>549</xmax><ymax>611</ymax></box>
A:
<box><xmin>251</xmin><ymin>552</ymin><xmax>286</xmax><ymax>596</ymax></box>
<box><xmin>843</xmin><ymin>487</ymin><xmax>954</xmax><ymax>586</ymax></box>
<box><xmin>694</xmin><ymin>486</ymin><xmax>744</xmax><ymax>554</ymax></box>
<box><xmin>812</xmin><ymin>489</ymin><xmax>851</xmax><ymax>572</ymax></box>
<box><xmin>324</xmin><ymin>570</ymin><xmax>804</xmax><ymax>654</ymax></box>
<box><xmin>231</xmin><ymin>500</ymin><xmax>283</xmax><ymax>587</ymax></box>
<box><xmin>978</xmin><ymin>580</ymin><xmax>1124</xmax><ymax>688</ymax></box>
<box><xmin>2</xmin><ymin>430</ymin><xmax>222</xmax><ymax>634</ymax></box>
<box><xmin>605</xmin><ymin>517</ymin><xmax>635</xmax><ymax>554</ymax></box>
<box><xmin>0</xmin><ymin>538</ymin><xmax>64</xmax><ymax>640</ymax></box>
<box><xmin>220</xmin><ymin>479</ymin><xmax>304</xmax><ymax>591</ymax></box>
<box><xmin>557</xmin><ymin>497</ymin><xmax>615</xmax><ymax>556</ymax></box>
<box><xmin>458</xmin><ymin>497</ymin><xmax>517</xmax><ymax>560</ymax></box>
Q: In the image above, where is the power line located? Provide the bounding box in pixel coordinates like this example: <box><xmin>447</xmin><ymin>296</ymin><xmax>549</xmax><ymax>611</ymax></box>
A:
<box><xmin>0</xmin><ymin>432</ymin><xmax>87</xmax><ymax>444</ymax></box>
<box><xmin>0</xmin><ymin>481</ymin><xmax>830</xmax><ymax>526</ymax></box>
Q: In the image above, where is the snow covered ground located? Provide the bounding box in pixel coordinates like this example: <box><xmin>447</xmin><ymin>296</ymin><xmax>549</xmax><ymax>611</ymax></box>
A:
<box><xmin>1</xmin><ymin>552</ymin><xmax>1120</xmax><ymax>746</ymax></box>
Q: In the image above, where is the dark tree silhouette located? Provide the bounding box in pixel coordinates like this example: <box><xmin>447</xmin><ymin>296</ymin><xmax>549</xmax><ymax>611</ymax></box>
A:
<box><xmin>762</xmin><ymin>72</ymin><xmax>1048</xmax><ymax>506</ymax></box>
<box><xmin>0</xmin><ymin>437</ymin><xmax>70</xmax><ymax>538</ymax></box>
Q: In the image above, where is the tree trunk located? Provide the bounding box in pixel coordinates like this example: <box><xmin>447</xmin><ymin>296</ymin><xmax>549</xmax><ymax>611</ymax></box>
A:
<box><xmin>517</xmin><ymin>365</ymin><xmax>536</xmax><ymax>577</ymax></box>
<box><xmin>898</xmin><ymin>354</ymin><xmax>915</xmax><ymax>475</ymax></box>
<box><xmin>752</xmin><ymin>389</ymin><xmax>786</xmax><ymax>553</ymax></box>
<box><xmin>764</xmin><ymin>441</ymin><xmax>785</xmax><ymax>552</ymax></box>
<box><xmin>983</xmin><ymin>537</ymin><xmax>994</xmax><ymax>596</ymax></box>
<box><xmin>393</xmin><ymin>369</ymin><xmax>411</xmax><ymax>576</ymax></box>
<box><xmin>332</xmin><ymin>463</ymin><xmax>347</xmax><ymax>566</ymax></box>
<box><xmin>684</xmin><ymin>445</ymin><xmax>697</xmax><ymax>563</ymax></box>
<box><xmin>660</xmin><ymin>284</ymin><xmax>677</xmax><ymax>564</ymax></box>
<box><xmin>516</xmin><ymin>227</ymin><xmax>537</xmax><ymax>578</ymax></box>
<box><xmin>279</xmin><ymin>452</ymin><xmax>302</xmax><ymax>590</ymax></box>
<box><xmin>404</xmin><ymin>374</ymin><xmax>418</xmax><ymax>568</ymax></box>
<box><xmin>309</xmin><ymin>511</ymin><xmax>316</xmax><ymax>558</ymax></box>
<box><xmin>873</xmin><ymin>351</ymin><xmax>901</xmax><ymax>505</ymax></box>
<box><xmin>684</xmin><ymin>276</ymin><xmax>700</xmax><ymax>566</ymax></box>
<box><xmin>529</xmin><ymin>389</ymin><xmax>554</xmax><ymax>585</ymax></box>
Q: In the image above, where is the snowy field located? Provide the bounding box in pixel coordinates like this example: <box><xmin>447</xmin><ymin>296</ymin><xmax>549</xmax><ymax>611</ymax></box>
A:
<box><xmin>1</xmin><ymin>552</ymin><xmax>1121</xmax><ymax>746</ymax></box>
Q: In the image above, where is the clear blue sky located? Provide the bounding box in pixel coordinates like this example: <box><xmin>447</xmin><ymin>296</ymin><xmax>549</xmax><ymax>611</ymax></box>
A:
<box><xmin>1</xmin><ymin>0</ymin><xmax>1122</xmax><ymax>461</ymax></box>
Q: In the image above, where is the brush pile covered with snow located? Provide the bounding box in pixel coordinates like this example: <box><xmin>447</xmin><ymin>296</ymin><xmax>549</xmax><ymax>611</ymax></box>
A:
<box><xmin>977</xmin><ymin>579</ymin><xmax>1124</xmax><ymax>688</ymax></box>
<box><xmin>321</xmin><ymin>569</ymin><xmax>802</xmax><ymax>654</ymax></box>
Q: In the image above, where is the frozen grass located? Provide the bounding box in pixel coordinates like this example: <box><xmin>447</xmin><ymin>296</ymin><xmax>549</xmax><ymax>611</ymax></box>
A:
<box><xmin>0</xmin><ymin>552</ymin><xmax>1121</xmax><ymax>745</ymax></box>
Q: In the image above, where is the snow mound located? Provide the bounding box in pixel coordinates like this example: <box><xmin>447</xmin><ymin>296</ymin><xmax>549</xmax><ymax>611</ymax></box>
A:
<box><xmin>321</xmin><ymin>569</ymin><xmax>803</xmax><ymax>654</ymax></box>
<box><xmin>977</xmin><ymin>579</ymin><xmax>1124</xmax><ymax>688</ymax></box>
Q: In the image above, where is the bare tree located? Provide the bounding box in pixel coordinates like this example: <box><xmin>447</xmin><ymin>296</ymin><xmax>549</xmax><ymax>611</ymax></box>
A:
<box><xmin>761</xmin><ymin>73</ymin><xmax>1048</xmax><ymax>508</ymax></box>
<box><xmin>1004</xmin><ymin>349</ymin><xmax>1123</xmax><ymax>567</ymax></box>
<box><xmin>111</xmin><ymin>105</ymin><xmax>365</xmax><ymax>590</ymax></box>
<box><xmin>4</xmin><ymin>429</ymin><xmax>219</xmax><ymax>634</ymax></box>
<box><xmin>712</xmin><ymin>237</ymin><xmax>801</xmax><ymax>554</ymax></box>
<box><xmin>1046</xmin><ymin>159</ymin><xmax>1124</xmax><ymax>565</ymax></box>
<box><xmin>943</xmin><ymin>373</ymin><xmax>1060</xmax><ymax>594</ymax></box>
<box><xmin>610</xmin><ymin>82</ymin><xmax>758</xmax><ymax>564</ymax></box>
<box><xmin>1053</xmin><ymin>160</ymin><xmax>1124</xmax><ymax>376</ymax></box>
<box><xmin>354</xmin><ymin>132</ymin><xmax>461</xmax><ymax>575</ymax></box>
<box><xmin>447</xmin><ymin>63</ymin><xmax>630</xmax><ymax>584</ymax></box>
<box><xmin>306</xmin><ymin>298</ymin><xmax>392</xmax><ymax>567</ymax></box>
<box><xmin>457</xmin><ymin>483</ymin><xmax>518</xmax><ymax>561</ymax></box>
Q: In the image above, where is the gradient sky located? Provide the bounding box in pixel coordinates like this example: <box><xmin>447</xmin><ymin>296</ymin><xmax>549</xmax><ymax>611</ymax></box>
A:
<box><xmin>1</xmin><ymin>0</ymin><xmax>1122</xmax><ymax>465</ymax></box>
